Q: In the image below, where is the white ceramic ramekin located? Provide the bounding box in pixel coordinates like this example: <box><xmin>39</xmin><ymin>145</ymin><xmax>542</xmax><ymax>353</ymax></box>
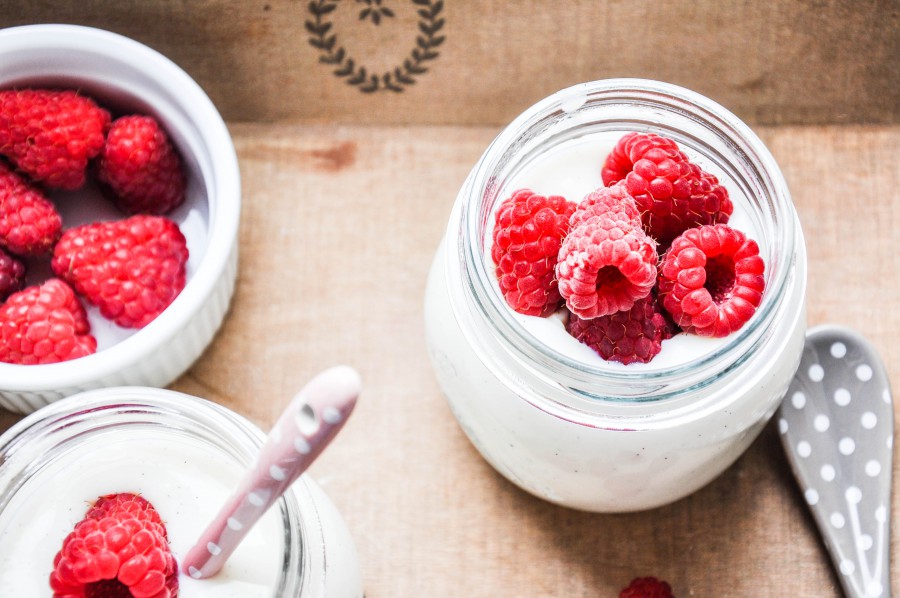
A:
<box><xmin>0</xmin><ymin>24</ymin><xmax>240</xmax><ymax>413</ymax></box>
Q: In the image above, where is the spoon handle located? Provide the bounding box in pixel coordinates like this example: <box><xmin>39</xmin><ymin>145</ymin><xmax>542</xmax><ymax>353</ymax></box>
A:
<box><xmin>183</xmin><ymin>366</ymin><xmax>361</xmax><ymax>580</ymax></box>
<box><xmin>778</xmin><ymin>326</ymin><xmax>893</xmax><ymax>598</ymax></box>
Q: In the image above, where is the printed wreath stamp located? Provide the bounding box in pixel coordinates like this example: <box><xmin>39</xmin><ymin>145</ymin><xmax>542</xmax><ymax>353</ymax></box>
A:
<box><xmin>306</xmin><ymin>0</ymin><xmax>445</xmax><ymax>93</ymax></box>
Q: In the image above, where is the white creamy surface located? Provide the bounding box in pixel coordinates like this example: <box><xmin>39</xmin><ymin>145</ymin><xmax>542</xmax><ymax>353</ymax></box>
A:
<box><xmin>0</xmin><ymin>430</ymin><xmax>283</xmax><ymax>596</ymax></box>
<box><xmin>515</xmin><ymin>308</ymin><xmax>725</xmax><ymax>369</ymax></box>
<box><xmin>491</xmin><ymin>132</ymin><xmax>764</xmax><ymax>370</ymax></box>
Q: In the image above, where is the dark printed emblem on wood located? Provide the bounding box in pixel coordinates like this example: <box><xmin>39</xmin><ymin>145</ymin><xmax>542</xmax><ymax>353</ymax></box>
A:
<box><xmin>306</xmin><ymin>0</ymin><xmax>445</xmax><ymax>93</ymax></box>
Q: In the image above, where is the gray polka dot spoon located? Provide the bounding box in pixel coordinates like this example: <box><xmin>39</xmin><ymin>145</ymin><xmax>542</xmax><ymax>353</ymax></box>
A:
<box><xmin>778</xmin><ymin>325</ymin><xmax>894</xmax><ymax>597</ymax></box>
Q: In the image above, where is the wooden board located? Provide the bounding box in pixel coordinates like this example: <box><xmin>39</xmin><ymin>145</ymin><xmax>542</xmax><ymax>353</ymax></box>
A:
<box><xmin>4</xmin><ymin>123</ymin><xmax>896</xmax><ymax>596</ymax></box>
<box><xmin>1</xmin><ymin>1</ymin><xmax>897</xmax><ymax>126</ymax></box>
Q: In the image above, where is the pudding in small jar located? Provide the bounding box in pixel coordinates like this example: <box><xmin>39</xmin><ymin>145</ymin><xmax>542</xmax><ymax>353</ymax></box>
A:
<box><xmin>0</xmin><ymin>387</ymin><xmax>363</xmax><ymax>597</ymax></box>
<box><xmin>424</xmin><ymin>79</ymin><xmax>807</xmax><ymax>512</ymax></box>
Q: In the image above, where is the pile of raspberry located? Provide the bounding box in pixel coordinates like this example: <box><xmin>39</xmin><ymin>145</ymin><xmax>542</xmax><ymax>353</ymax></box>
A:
<box><xmin>0</xmin><ymin>88</ymin><xmax>190</xmax><ymax>365</ymax></box>
<box><xmin>491</xmin><ymin>132</ymin><xmax>766</xmax><ymax>365</ymax></box>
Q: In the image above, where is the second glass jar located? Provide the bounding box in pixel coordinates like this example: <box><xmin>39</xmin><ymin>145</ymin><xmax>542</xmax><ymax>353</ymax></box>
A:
<box><xmin>0</xmin><ymin>387</ymin><xmax>363</xmax><ymax>596</ymax></box>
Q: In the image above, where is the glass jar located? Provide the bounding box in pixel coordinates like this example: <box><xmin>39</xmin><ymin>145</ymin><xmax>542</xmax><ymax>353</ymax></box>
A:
<box><xmin>0</xmin><ymin>387</ymin><xmax>362</xmax><ymax>597</ymax></box>
<box><xmin>424</xmin><ymin>78</ymin><xmax>808</xmax><ymax>512</ymax></box>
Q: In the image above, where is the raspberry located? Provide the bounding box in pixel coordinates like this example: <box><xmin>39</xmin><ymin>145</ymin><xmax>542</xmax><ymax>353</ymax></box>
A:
<box><xmin>619</xmin><ymin>576</ymin><xmax>675</xmax><ymax>598</ymax></box>
<box><xmin>97</xmin><ymin>115</ymin><xmax>187</xmax><ymax>215</ymax></box>
<box><xmin>0</xmin><ymin>160</ymin><xmax>63</xmax><ymax>255</ymax></box>
<box><xmin>658</xmin><ymin>224</ymin><xmax>765</xmax><ymax>337</ymax></box>
<box><xmin>601</xmin><ymin>132</ymin><xmax>733</xmax><ymax>249</ymax></box>
<box><xmin>0</xmin><ymin>246</ymin><xmax>25</xmax><ymax>301</ymax></box>
<box><xmin>49</xmin><ymin>493</ymin><xmax>178</xmax><ymax>598</ymax></box>
<box><xmin>601</xmin><ymin>132</ymin><xmax>679</xmax><ymax>186</ymax></box>
<box><xmin>566</xmin><ymin>294</ymin><xmax>675</xmax><ymax>365</ymax></box>
<box><xmin>0</xmin><ymin>89</ymin><xmax>110</xmax><ymax>190</ymax></box>
<box><xmin>569</xmin><ymin>184</ymin><xmax>641</xmax><ymax>229</ymax></box>
<box><xmin>0</xmin><ymin>278</ymin><xmax>96</xmax><ymax>365</ymax></box>
<box><xmin>556</xmin><ymin>187</ymin><xmax>657</xmax><ymax>319</ymax></box>
<box><xmin>85</xmin><ymin>494</ymin><xmax>169</xmax><ymax>540</ymax></box>
<box><xmin>492</xmin><ymin>188</ymin><xmax>576</xmax><ymax>316</ymax></box>
<box><xmin>51</xmin><ymin>215</ymin><xmax>189</xmax><ymax>329</ymax></box>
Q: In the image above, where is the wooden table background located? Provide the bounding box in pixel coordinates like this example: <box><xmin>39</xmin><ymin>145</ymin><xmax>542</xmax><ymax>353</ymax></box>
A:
<box><xmin>1</xmin><ymin>123</ymin><xmax>896</xmax><ymax>596</ymax></box>
<box><xmin>1</xmin><ymin>1</ymin><xmax>899</xmax><ymax>595</ymax></box>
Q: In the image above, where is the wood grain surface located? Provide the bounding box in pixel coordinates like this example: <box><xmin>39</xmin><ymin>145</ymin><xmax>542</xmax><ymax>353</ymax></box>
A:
<box><xmin>2</xmin><ymin>123</ymin><xmax>896</xmax><ymax>596</ymax></box>
<box><xmin>1</xmin><ymin>0</ymin><xmax>897</xmax><ymax>126</ymax></box>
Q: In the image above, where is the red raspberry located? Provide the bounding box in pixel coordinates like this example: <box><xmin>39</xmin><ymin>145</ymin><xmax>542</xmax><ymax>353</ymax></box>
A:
<box><xmin>619</xmin><ymin>576</ymin><xmax>675</xmax><ymax>598</ymax></box>
<box><xmin>0</xmin><ymin>89</ymin><xmax>110</xmax><ymax>190</ymax></box>
<box><xmin>569</xmin><ymin>184</ymin><xmax>641</xmax><ymax>229</ymax></box>
<box><xmin>0</xmin><ymin>160</ymin><xmax>63</xmax><ymax>255</ymax></box>
<box><xmin>492</xmin><ymin>189</ymin><xmax>576</xmax><ymax>316</ymax></box>
<box><xmin>98</xmin><ymin>115</ymin><xmax>187</xmax><ymax>215</ymax></box>
<box><xmin>85</xmin><ymin>494</ymin><xmax>170</xmax><ymax>540</ymax></box>
<box><xmin>566</xmin><ymin>294</ymin><xmax>675</xmax><ymax>365</ymax></box>
<box><xmin>0</xmin><ymin>246</ymin><xmax>25</xmax><ymax>301</ymax></box>
<box><xmin>601</xmin><ymin>132</ymin><xmax>680</xmax><ymax>186</ymax></box>
<box><xmin>0</xmin><ymin>278</ymin><xmax>96</xmax><ymax>365</ymax></box>
<box><xmin>51</xmin><ymin>215</ymin><xmax>189</xmax><ymax>329</ymax></box>
<box><xmin>658</xmin><ymin>224</ymin><xmax>765</xmax><ymax>337</ymax></box>
<box><xmin>49</xmin><ymin>493</ymin><xmax>178</xmax><ymax>598</ymax></box>
<box><xmin>601</xmin><ymin>132</ymin><xmax>733</xmax><ymax>249</ymax></box>
<box><xmin>556</xmin><ymin>187</ymin><xmax>657</xmax><ymax>319</ymax></box>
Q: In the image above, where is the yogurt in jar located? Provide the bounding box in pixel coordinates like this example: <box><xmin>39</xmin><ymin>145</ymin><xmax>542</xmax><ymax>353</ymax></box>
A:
<box><xmin>0</xmin><ymin>433</ymin><xmax>282</xmax><ymax>596</ymax></box>
<box><xmin>424</xmin><ymin>79</ymin><xmax>807</xmax><ymax>512</ymax></box>
<box><xmin>0</xmin><ymin>387</ymin><xmax>363</xmax><ymax>597</ymax></box>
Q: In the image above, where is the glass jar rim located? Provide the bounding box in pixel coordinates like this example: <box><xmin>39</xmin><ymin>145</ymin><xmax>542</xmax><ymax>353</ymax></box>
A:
<box><xmin>459</xmin><ymin>78</ymin><xmax>799</xmax><ymax>400</ymax></box>
<box><xmin>0</xmin><ymin>387</ymin><xmax>304</xmax><ymax>595</ymax></box>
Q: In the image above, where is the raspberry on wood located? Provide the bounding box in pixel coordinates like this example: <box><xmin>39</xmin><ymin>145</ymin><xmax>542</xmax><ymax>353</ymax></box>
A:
<box><xmin>658</xmin><ymin>223</ymin><xmax>765</xmax><ymax>337</ymax></box>
<box><xmin>492</xmin><ymin>188</ymin><xmax>576</xmax><ymax>316</ymax></box>
<box><xmin>0</xmin><ymin>89</ymin><xmax>110</xmax><ymax>190</ymax></box>
<box><xmin>619</xmin><ymin>576</ymin><xmax>675</xmax><ymax>598</ymax></box>
<box><xmin>556</xmin><ymin>186</ymin><xmax>657</xmax><ymax>319</ymax></box>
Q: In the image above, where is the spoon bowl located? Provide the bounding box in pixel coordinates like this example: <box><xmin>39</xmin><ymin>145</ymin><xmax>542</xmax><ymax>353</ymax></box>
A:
<box><xmin>778</xmin><ymin>325</ymin><xmax>894</xmax><ymax>597</ymax></box>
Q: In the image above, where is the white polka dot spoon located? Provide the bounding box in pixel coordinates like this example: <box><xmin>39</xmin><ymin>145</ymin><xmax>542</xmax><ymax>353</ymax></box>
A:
<box><xmin>182</xmin><ymin>365</ymin><xmax>361</xmax><ymax>580</ymax></box>
<box><xmin>778</xmin><ymin>325</ymin><xmax>893</xmax><ymax>597</ymax></box>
